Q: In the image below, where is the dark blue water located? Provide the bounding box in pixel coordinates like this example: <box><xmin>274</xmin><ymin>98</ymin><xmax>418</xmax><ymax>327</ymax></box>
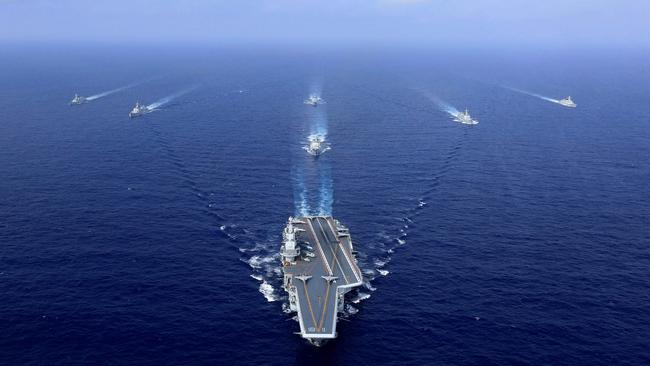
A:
<box><xmin>1</xmin><ymin>45</ymin><xmax>649</xmax><ymax>365</ymax></box>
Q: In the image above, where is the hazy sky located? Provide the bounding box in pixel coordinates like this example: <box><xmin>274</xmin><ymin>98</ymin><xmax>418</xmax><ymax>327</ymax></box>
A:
<box><xmin>1</xmin><ymin>0</ymin><xmax>648</xmax><ymax>47</ymax></box>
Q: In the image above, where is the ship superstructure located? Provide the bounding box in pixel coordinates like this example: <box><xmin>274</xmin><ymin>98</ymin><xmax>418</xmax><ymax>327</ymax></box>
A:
<box><xmin>304</xmin><ymin>95</ymin><xmax>325</xmax><ymax>106</ymax></box>
<box><xmin>281</xmin><ymin>216</ymin><xmax>362</xmax><ymax>346</ymax></box>
<box><xmin>304</xmin><ymin>135</ymin><xmax>330</xmax><ymax>156</ymax></box>
<box><xmin>557</xmin><ymin>96</ymin><xmax>577</xmax><ymax>108</ymax></box>
<box><xmin>128</xmin><ymin>102</ymin><xmax>152</xmax><ymax>118</ymax></box>
<box><xmin>454</xmin><ymin>109</ymin><xmax>479</xmax><ymax>125</ymax></box>
<box><xmin>69</xmin><ymin>94</ymin><xmax>87</xmax><ymax>105</ymax></box>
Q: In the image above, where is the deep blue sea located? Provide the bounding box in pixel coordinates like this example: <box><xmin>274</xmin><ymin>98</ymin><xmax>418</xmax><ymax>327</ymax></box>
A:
<box><xmin>1</xmin><ymin>45</ymin><xmax>649</xmax><ymax>365</ymax></box>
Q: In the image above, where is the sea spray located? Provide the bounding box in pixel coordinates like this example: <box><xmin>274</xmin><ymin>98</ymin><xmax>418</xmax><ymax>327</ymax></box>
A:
<box><xmin>259</xmin><ymin>280</ymin><xmax>278</xmax><ymax>302</ymax></box>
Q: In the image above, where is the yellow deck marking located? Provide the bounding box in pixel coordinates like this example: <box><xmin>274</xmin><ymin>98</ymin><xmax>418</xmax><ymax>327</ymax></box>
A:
<box><xmin>316</xmin><ymin>217</ymin><xmax>346</xmax><ymax>332</ymax></box>
<box><xmin>301</xmin><ymin>280</ymin><xmax>318</xmax><ymax>330</ymax></box>
<box><xmin>317</xmin><ymin>281</ymin><xmax>332</xmax><ymax>332</ymax></box>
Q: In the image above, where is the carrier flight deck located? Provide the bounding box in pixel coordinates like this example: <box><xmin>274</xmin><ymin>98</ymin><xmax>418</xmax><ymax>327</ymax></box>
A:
<box><xmin>281</xmin><ymin>216</ymin><xmax>362</xmax><ymax>346</ymax></box>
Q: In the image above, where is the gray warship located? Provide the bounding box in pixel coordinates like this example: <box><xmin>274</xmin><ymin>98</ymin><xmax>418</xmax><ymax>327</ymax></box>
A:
<box><xmin>128</xmin><ymin>102</ymin><xmax>152</xmax><ymax>118</ymax></box>
<box><xmin>69</xmin><ymin>94</ymin><xmax>87</xmax><ymax>105</ymax></box>
<box><xmin>454</xmin><ymin>108</ymin><xmax>479</xmax><ymax>125</ymax></box>
<box><xmin>303</xmin><ymin>135</ymin><xmax>331</xmax><ymax>157</ymax></box>
<box><xmin>558</xmin><ymin>96</ymin><xmax>577</xmax><ymax>108</ymax></box>
<box><xmin>304</xmin><ymin>95</ymin><xmax>325</xmax><ymax>106</ymax></box>
<box><xmin>281</xmin><ymin>216</ymin><xmax>363</xmax><ymax>346</ymax></box>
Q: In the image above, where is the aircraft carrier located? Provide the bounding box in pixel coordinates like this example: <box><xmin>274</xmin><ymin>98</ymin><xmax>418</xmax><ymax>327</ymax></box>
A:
<box><xmin>281</xmin><ymin>216</ymin><xmax>363</xmax><ymax>346</ymax></box>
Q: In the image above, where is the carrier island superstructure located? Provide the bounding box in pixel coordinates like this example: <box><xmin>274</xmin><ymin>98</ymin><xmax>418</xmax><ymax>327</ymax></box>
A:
<box><xmin>281</xmin><ymin>216</ymin><xmax>363</xmax><ymax>346</ymax></box>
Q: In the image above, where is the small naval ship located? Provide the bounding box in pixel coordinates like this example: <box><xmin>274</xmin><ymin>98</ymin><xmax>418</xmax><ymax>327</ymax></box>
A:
<box><xmin>304</xmin><ymin>135</ymin><xmax>330</xmax><ymax>157</ymax></box>
<box><xmin>304</xmin><ymin>95</ymin><xmax>325</xmax><ymax>107</ymax></box>
<box><xmin>128</xmin><ymin>102</ymin><xmax>152</xmax><ymax>118</ymax></box>
<box><xmin>557</xmin><ymin>96</ymin><xmax>577</xmax><ymax>108</ymax></box>
<box><xmin>69</xmin><ymin>94</ymin><xmax>87</xmax><ymax>105</ymax></box>
<box><xmin>454</xmin><ymin>109</ymin><xmax>479</xmax><ymax>125</ymax></box>
<box><xmin>281</xmin><ymin>216</ymin><xmax>363</xmax><ymax>346</ymax></box>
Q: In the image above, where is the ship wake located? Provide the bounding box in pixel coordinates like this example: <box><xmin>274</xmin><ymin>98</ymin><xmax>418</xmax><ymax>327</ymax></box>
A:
<box><xmin>291</xmin><ymin>164</ymin><xmax>334</xmax><ymax>217</ymax></box>
<box><xmin>147</xmin><ymin>85</ymin><xmax>199</xmax><ymax>110</ymax></box>
<box><xmin>234</xmin><ymin>228</ymin><xmax>285</xmax><ymax>303</ymax></box>
<box><xmin>149</xmin><ymin>120</ymin><xmax>284</xmax><ymax>304</ymax></box>
<box><xmin>292</xmin><ymin>167</ymin><xmax>311</xmax><ymax>217</ymax></box>
<box><xmin>504</xmin><ymin>86</ymin><xmax>561</xmax><ymax>104</ymax></box>
<box><xmin>420</xmin><ymin>89</ymin><xmax>460</xmax><ymax>118</ymax></box>
<box><xmin>366</xmin><ymin>126</ymin><xmax>471</xmax><ymax>285</ymax></box>
<box><xmin>291</xmin><ymin>85</ymin><xmax>334</xmax><ymax>217</ymax></box>
<box><xmin>341</xmin><ymin>86</ymin><xmax>476</xmax><ymax>304</ymax></box>
<box><xmin>310</xmin><ymin>108</ymin><xmax>329</xmax><ymax>137</ymax></box>
<box><xmin>317</xmin><ymin>163</ymin><xmax>333</xmax><ymax>216</ymax></box>
<box><xmin>86</xmin><ymin>82</ymin><xmax>139</xmax><ymax>101</ymax></box>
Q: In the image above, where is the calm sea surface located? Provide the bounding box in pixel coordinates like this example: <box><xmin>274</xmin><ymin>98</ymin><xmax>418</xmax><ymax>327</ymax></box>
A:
<box><xmin>1</xmin><ymin>45</ymin><xmax>649</xmax><ymax>365</ymax></box>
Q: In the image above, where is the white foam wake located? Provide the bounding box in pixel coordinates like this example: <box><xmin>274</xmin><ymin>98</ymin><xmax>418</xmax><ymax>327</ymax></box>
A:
<box><xmin>259</xmin><ymin>281</ymin><xmax>278</xmax><ymax>302</ymax></box>
<box><xmin>311</xmin><ymin>116</ymin><xmax>328</xmax><ymax>136</ymax></box>
<box><xmin>245</xmin><ymin>254</ymin><xmax>276</xmax><ymax>270</ymax></box>
<box><xmin>432</xmin><ymin>96</ymin><xmax>459</xmax><ymax>116</ymax></box>
<box><xmin>418</xmin><ymin>89</ymin><xmax>460</xmax><ymax>117</ymax></box>
<box><xmin>239</xmin><ymin>236</ymin><xmax>284</xmax><ymax>303</ymax></box>
<box><xmin>351</xmin><ymin>292</ymin><xmax>371</xmax><ymax>304</ymax></box>
<box><xmin>86</xmin><ymin>82</ymin><xmax>139</xmax><ymax>101</ymax></box>
<box><xmin>309</xmin><ymin>93</ymin><xmax>329</xmax><ymax>137</ymax></box>
<box><xmin>309</xmin><ymin>79</ymin><xmax>323</xmax><ymax>99</ymax></box>
<box><xmin>292</xmin><ymin>168</ymin><xmax>311</xmax><ymax>216</ymax></box>
<box><xmin>317</xmin><ymin>164</ymin><xmax>333</xmax><ymax>216</ymax></box>
<box><xmin>504</xmin><ymin>86</ymin><xmax>560</xmax><ymax>104</ymax></box>
<box><xmin>147</xmin><ymin>85</ymin><xmax>199</xmax><ymax>110</ymax></box>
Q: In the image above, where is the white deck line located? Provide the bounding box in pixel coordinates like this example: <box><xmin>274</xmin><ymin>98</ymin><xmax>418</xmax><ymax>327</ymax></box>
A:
<box><xmin>314</xmin><ymin>218</ymin><xmax>350</xmax><ymax>285</ymax></box>
<box><xmin>306</xmin><ymin>218</ymin><xmax>333</xmax><ymax>276</ymax></box>
<box><xmin>287</xmin><ymin>216</ymin><xmax>364</xmax><ymax>342</ymax></box>
<box><xmin>294</xmin><ymin>282</ymin><xmax>338</xmax><ymax>339</ymax></box>
<box><xmin>326</xmin><ymin>219</ymin><xmax>362</xmax><ymax>283</ymax></box>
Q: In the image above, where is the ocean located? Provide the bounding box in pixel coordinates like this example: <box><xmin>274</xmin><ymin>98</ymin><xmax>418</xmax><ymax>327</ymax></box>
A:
<box><xmin>1</xmin><ymin>45</ymin><xmax>649</xmax><ymax>365</ymax></box>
